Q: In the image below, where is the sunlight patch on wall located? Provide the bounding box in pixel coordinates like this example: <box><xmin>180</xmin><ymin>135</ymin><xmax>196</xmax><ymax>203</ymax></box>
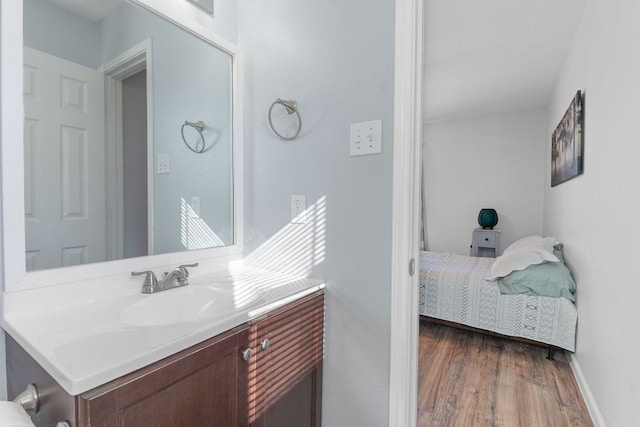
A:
<box><xmin>229</xmin><ymin>196</ymin><xmax>327</xmax><ymax>308</ymax></box>
<box><xmin>180</xmin><ymin>198</ymin><xmax>225</xmax><ymax>249</ymax></box>
<box><xmin>244</xmin><ymin>195</ymin><xmax>326</xmax><ymax>276</ymax></box>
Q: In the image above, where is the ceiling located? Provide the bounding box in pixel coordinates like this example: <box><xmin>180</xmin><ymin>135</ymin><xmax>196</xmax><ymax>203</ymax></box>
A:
<box><xmin>423</xmin><ymin>0</ymin><xmax>588</xmax><ymax>123</ymax></box>
<box><xmin>43</xmin><ymin>0</ymin><xmax>120</xmax><ymax>21</ymax></box>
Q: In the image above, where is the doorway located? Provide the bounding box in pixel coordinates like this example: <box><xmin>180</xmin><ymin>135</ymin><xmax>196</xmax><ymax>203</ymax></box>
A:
<box><xmin>121</xmin><ymin>70</ymin><xmax>148</xmax><ymax>258</ymax></box>
<box><xmin>101</xmin><ymin>39</ymin><xmax>153</xmax><ymax>261</ymax></box>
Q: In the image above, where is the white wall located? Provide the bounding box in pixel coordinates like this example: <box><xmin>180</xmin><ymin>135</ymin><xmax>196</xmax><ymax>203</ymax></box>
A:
<box><xmin>423</xmin><ymin>108</ymin><xmax>546</xmax><ymax>255</ymax></box>
<box><xmin>238</xmin><ymin>0</ymin><xmax>395</xmax><ymax>425</ymax></box>
<box><xmin>544</xmin><ymin>0</ymin><xmax>640</xmax><ymax>425</ymax></box>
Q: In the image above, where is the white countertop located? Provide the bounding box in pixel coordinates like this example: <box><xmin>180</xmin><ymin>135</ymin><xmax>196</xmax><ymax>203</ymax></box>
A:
<box><xmin>1</xmin><ymin>266</ymin><xmax>324</xmax><ymax>396</ymax></box>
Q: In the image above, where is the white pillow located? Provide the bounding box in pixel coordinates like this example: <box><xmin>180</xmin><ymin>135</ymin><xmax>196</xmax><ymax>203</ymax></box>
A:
<box><xmin>490</xmin><ymin>246</ymin><xmax>560</xmax><ymax>279</ymax></box>
<box><xmin>503</xmin><ymin>236</ymin><xmax>558</xmax><ymax>254</ymax></box>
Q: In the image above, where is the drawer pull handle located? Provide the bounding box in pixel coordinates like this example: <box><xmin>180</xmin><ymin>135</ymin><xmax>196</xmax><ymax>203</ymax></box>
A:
<box><xmin>241</xmin><ymin>348</ymin><xmax>253</xmax><ymax>361</ymax></box>
<box><xmin>260</xmin><ymin>339</ymin><xmax>271</xmax><ymax>351</ymax></box>
<box><xmin>484</xmin><ymin>237</ymin><xmax>489</xmax><ymax>241</ymax></box>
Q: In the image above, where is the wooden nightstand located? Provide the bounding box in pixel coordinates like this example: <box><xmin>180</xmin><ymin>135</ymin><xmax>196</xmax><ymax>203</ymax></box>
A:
<box><xmin>470</xmin><ymin>228</ymin><xmax>500</xmax><ymax>258</ymax></box>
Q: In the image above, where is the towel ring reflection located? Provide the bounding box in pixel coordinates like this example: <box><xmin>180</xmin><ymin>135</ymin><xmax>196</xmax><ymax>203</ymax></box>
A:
<box><xmin>268</xmin><ymin>98</ymin><xmax>302</xmax><ymax>141</ymax></box>
<box><xmin>181</xmin><ymin>120</ymin><xmax>207</xmax><ymax>153</ymax></box>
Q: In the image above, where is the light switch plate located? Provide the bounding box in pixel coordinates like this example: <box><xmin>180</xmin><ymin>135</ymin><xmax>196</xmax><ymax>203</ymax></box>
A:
<box><xmin>157</xmin><ymin>153</ymin><xmax>170</xmax><ymax>174</ymax></box>
<box><xmin>350</xmin><ymin>120</ymin><xmax>382</xmax><ymax>156</ymax></box>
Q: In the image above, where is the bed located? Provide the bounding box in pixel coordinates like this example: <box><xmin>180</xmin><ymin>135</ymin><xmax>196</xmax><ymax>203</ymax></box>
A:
<box><xmin>419</xmin><ymin>247</ymin><xmax>577</xmax><ymax>352</ymax></box>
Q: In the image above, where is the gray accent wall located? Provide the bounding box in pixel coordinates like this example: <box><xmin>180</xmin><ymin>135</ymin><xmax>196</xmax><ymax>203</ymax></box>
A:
<box><xmin>238</xmin><ymin>1</ymin><xmax>396</xmax><ymax>425</ymax></box>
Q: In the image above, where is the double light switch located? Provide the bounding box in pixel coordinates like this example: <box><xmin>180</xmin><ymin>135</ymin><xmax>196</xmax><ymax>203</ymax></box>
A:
<box><xmin>350</xmin><ymin>120</ymin><xmax>382</xmax><ymax>156</ymax></box>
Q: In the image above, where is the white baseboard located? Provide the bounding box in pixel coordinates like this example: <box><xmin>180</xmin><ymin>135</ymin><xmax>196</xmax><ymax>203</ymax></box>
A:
<box><xmin>569</xmin><ymin>353</ymin><xmax>606</xmax><ymax>427</ymax></box>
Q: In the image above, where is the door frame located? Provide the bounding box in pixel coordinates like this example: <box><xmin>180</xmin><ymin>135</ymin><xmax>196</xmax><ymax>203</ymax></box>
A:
<box><xmin>100</xmin><ymin>39</ymin><xmax>154</xmax><ymax>260</ymax></box>
<box><xmin>389</xmin><ymin>0</ymin><xmax>423</xmax><ymax>425</ymax></box>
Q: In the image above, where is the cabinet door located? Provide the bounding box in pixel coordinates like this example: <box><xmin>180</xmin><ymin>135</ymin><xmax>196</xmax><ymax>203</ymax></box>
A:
<box><xmin>78</xmin><ymin>325</ymin><xmax>249</xmax><ymax>427</ymax></box>
<box><xmin>248</xmin><ymin>290</ymin><xmax>324</xmax><ymax>427</ymax></box>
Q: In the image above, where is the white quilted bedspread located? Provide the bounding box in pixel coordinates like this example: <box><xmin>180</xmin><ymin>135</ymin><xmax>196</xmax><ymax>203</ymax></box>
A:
<box><xmin>419</xmin><ymin>251</ymin><xmax>577</xmax><ymax>351</ymax></box>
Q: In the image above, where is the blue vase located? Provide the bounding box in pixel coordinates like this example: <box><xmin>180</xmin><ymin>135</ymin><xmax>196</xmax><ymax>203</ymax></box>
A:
<box><xmin>478</xmin><ymin>208</ymin><xmax>498</xmax><ymax>229</ymax></box>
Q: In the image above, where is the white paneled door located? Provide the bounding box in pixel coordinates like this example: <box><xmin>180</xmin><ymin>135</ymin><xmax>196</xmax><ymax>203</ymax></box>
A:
<box><xmin>24</xmin><ymin>47</ymin><xmax>106</xmax><ymax>271</ymax></box>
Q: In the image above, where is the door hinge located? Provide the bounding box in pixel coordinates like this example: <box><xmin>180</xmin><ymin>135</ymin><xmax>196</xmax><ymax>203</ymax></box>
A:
<box><xmin>409</xmin><ymin>257</ymin><xmax>416</xmax><ymax>277</ymax></box>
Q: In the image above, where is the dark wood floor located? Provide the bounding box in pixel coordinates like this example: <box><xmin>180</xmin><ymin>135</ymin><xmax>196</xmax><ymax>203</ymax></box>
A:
<box><xmin>418</xmin><ymin>321</ymin><xmax>593</xmax><ymax>427</ymax></box>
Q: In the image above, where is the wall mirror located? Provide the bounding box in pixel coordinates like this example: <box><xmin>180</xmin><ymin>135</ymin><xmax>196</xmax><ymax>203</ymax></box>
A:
<box><xmin>2</xmin><ymin>0</ymin><xmax>242</xmax><ymax>290</ymax></box>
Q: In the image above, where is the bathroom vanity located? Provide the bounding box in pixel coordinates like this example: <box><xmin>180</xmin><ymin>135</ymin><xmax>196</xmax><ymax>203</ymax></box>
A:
<box><xmin>4</xmin><ymin>270</ymin><xmax>324</xmax><ymax>427</ymax></box>
<box><xmin>2</xmin><ymin>0</ymin><xmax>326</xmax><ymax>425</ymax></box>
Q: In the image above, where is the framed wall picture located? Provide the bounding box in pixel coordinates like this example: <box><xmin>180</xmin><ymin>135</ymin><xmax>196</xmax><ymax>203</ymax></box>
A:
<box><xmin>551</xmin><ymin>90</ymin><xmax>583</xmax><ymax>187</ymax></box>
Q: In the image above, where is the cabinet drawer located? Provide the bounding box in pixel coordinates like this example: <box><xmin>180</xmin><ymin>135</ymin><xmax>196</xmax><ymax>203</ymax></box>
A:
<box><xmin>477</xmin><ymin>231</ymin><xmax>497</xmax><ymax>247</ymax></box>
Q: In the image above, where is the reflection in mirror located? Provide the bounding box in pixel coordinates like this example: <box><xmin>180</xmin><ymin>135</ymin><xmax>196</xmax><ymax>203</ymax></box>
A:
<box><xmin>23</xmin><ymin>0</ymin><xmax>234</xmax><ymax>272</ymax></box>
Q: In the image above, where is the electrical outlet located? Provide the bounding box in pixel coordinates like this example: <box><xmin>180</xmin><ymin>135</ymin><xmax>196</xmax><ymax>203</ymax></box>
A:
<box><xmin>157</xmin><ymin>153</ymin><xmax>170</xmax><ymax>174</ymax></box>
<box><xmin>291</xmin><ymin>195</ymin><xmax>306</xmax><ymax>224</ymax></box>
<box><xmin>190</xmin><ymin>196</ymin><xmax>201</xmax><ymax>218</ymax></box>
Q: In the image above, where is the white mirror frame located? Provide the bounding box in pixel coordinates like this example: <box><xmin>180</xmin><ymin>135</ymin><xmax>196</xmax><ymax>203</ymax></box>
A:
<box><xmin>0</xmin><ymin>0</ymin><xmax>244</xmax><ymax>292</ymax></box>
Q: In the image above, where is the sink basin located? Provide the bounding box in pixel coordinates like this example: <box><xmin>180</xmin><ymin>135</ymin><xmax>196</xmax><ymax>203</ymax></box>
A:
<box><xmin>120</xmin><ymin>285</ymin><xmax>235</xmax><ymax>326</ymax></box>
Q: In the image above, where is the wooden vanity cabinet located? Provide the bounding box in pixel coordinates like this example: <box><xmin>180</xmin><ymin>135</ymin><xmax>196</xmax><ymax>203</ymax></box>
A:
<box><xmin>77</xmin><ymin>324</ymin><xmax>250</xmax><ymax>427</ymax></box>
<box><xmin>248</xmin><ymin>290</ymin><xmax>324</xmax><ymax>427</ymax></box>
<box><xmin>76</xmin><ymin>290</ymin><xmax>324</xmax><ymax>427</ymax></box>
<box><xmin>6</xmin><ymin>290</ymin><xmax>324</xmax><ymax>427</ymax></box>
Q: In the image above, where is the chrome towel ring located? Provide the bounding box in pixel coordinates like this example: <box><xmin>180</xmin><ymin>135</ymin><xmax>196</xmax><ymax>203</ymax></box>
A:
<box><xmin>268</xmin><ymin>98</ymin><xmax>302</xmax><ymax>141</ymax></box>
<box><xmin>181</xmin><ymin>120</ymin><xmax>207</xmax><ymax>153</ymax></box>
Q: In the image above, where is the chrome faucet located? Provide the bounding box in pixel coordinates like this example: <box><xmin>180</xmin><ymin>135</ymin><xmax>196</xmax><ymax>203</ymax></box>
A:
<box><xmin>131</xmin><ymin>263</ymin><xmax>199</xmax><ymax>294</ymax></box>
